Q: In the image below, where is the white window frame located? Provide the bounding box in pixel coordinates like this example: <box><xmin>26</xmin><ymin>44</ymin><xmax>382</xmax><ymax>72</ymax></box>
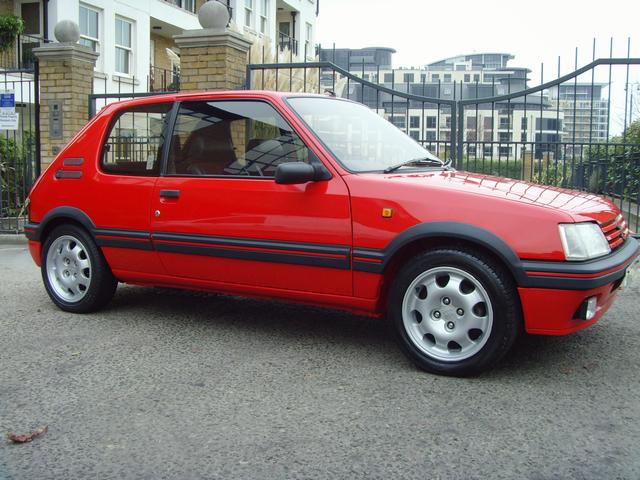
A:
<box><xmin>79</xmin><ymin>4</ymin><xmax>101</xmax><ymax>61</ymax></box>
<box><xmin>259</xmin><ymin>0</ymin><xmax>268</xmax><ymax>35</ymax></box>
<box><xmin>305</xmin><ymin>22</ymin><xmax>312</xmax><ymax>56</ymax></box>
<box><xmin>115</xmin><ymin>16</ymin><xmax>134</xmax><ymax>76</ymax></box>
<box><xmin>15</xmin><ymin>0</ymin><xmax>43</xmax><ymax>38</ymax></box>
<box><xmin>244</xmin><ymin>0</ymin><xmax>253</xmax><ymax>29</ymax></box>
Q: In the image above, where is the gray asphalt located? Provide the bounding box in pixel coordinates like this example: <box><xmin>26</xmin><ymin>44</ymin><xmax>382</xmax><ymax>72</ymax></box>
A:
<box><xmin>1</xmin><ymin>244</ymin><xmax>639</xmax><ymax>480</ymax></box>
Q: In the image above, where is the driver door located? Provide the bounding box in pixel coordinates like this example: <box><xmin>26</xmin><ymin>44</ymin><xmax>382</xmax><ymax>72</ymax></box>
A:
<box><xmin>151</xmin><ymin>99</ymin><xmax>353</xmax><ymax>296</ymax></box>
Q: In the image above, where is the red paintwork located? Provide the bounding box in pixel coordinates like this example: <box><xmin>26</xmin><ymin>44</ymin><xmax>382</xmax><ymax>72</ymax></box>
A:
<box><xmin>27</xmin><ymin>90</ymin><xmax>638</xmax><ymax>335</ymax></box>
<box><xmin>519</xmin><ymin>283</ymin><xmax>620</xmax><ymax>335</ymax></box>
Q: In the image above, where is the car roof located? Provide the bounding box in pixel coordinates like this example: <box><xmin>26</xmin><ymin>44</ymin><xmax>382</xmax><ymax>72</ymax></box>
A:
<box><xmin>108</xmin><ymin>90</ymin><xmax>329</xmax><ymax>106</ymax></box>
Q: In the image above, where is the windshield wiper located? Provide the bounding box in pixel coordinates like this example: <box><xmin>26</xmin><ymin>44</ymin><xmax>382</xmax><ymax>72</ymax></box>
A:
<box><xmin>383</xmin><ymin>157</ymin><xmax>445</xmax><ymax>174</ymax></box>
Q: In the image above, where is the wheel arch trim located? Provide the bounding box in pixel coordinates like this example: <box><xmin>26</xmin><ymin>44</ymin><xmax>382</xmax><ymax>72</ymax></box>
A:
<box><xmin>353</xmin><ymin>222</ymin><xmax>527</xmax><ymax>283</ymax></box>
<box><xmin>25</xmin><ymin>206</ymin><xmax>97</xmax><ymax>242</ymax></box>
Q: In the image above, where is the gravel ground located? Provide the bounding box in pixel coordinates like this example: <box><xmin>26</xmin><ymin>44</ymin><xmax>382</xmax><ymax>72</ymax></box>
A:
<box><xmin>1</xmin><ymin>244</ymin><xmax>639</xmax><ymax>480</ymax></box>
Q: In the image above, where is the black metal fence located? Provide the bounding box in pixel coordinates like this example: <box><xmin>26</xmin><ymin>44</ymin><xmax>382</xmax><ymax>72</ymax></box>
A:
<box><xmin>247</xmin><ymin>47</ymin><xmax>640</xmax><ymax>232</ymax></box>
<box><xmin>0</xmin><ymin>62</ymin><xmax>40</xmax><ymax>233</ymax></box>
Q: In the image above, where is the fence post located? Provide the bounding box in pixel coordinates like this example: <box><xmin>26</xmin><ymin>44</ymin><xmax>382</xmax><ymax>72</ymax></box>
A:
<box><xmin>456</xmin><ymin>102</ymin><xmax>465</xmax><ymax>169</ymax></box>
<box><xmin>174</xmin><ymin>2</ymin><xmax>252</xmax><ymax>92</ymax></box>
<box><xmin>33</xmin><ymin>23</ymin><xmax>98</xmax><ymax>172</ymax></box>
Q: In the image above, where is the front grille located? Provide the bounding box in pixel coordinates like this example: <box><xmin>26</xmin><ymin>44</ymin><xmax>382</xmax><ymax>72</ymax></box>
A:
<box><xmin>600</xmin><ymin>214</ymin><xmax>629</xmax><ymax>251</ymax></box>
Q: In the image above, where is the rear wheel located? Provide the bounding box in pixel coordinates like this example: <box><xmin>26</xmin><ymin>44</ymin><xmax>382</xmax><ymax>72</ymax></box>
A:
<box><xmin>389</xmin><ymin>248</ymin><xmax>521</xmax><ymax>376</ymax></box>
<box><xmin>41</xmin><ymin>224</ymin><xmax>117</xmax><ymax>313</ymax></box>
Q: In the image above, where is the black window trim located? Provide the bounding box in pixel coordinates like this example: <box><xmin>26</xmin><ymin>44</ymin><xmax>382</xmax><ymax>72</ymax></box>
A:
<box><xmin>99</xmin><ymin>99</ymin><xmax>175</xmax><ymax>177</ymax></box>
<box><xmin>159</xmin><ymin>98</ymin><xmax>329</xmax><ymax>180</ymax></box>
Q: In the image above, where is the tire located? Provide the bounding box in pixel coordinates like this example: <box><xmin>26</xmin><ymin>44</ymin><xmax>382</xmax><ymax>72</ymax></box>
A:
<box><xmin>389</xmin><ymin>248</ymin><xmax>522</xmax><ymax>376</ymax></box>
<box><xmin>41</xmin><ymin>224</ymin><xmax>117</xmax><ymax>313</ymax></box>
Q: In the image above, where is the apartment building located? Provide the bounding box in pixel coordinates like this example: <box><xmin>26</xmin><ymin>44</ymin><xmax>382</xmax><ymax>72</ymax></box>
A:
<box><xmin>548</xmin><ymin>83</ymin><xmax>609</xmax><ymax>156</ymax></box>
<box><xmin>1</xmin><ymin>0</ymin><xmax>318</xmax><ymax>95</ymax></box>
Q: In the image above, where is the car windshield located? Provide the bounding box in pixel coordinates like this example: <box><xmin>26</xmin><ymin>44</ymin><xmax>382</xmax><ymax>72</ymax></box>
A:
<box><xmin>287</xmin><ymin>97</ymin><xmax>442</xmax><ymax>172</ymax></box>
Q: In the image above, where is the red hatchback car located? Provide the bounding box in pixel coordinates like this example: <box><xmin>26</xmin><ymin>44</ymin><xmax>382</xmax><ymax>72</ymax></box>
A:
<box><xmin>25</xmin><ymin>91</ymin><xmax>639</xmax><ymax>376</ymax></box>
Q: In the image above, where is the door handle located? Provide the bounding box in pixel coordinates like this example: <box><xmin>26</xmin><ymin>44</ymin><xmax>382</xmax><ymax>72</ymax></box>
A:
<box><xmin>160</xmin><ymin>189</ymin><xmax>180</xmax><ymax>199</ymax></box>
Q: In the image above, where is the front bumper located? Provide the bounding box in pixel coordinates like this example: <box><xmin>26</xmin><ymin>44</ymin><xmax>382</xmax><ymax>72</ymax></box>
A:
<box><xmin>518</xmin><ymin>237</ymin><xmax>639</xmax><ymax>335</ymax></box>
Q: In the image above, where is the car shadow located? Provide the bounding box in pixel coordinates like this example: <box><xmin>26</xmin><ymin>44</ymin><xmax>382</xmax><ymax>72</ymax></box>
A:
<box><xmin>104</xmin><ymin>284</ymin><xmax>611</xmax><ymax>379</ymax></box>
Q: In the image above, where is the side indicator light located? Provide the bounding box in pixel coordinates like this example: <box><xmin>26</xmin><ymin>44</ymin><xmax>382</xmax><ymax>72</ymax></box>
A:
<box><xmin>382</xmin><ymin>208</ymin><xmax>393</xmax><ymax>218</ymax></box>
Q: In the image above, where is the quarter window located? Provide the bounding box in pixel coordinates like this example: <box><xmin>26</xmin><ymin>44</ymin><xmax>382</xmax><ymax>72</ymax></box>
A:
<box><xmin>167</xmin><ymin>101</ymin><xmax>311</xmax><ymax>178</ymax></box>
<box><xmin>101</xmin><ymin>103</ymin><xmax>172</xmax><ymax>176</ymax></box>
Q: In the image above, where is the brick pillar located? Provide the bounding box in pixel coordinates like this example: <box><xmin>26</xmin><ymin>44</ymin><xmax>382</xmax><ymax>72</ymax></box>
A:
<box><xmin>32</xmin><ymin>43</ymin><xmax>98</xmax><ymax>170</ymax></box>
<box><xmin>174</xmin><ymin>29</ymin><xmax>252</xmax><ymax>91</ymax></box>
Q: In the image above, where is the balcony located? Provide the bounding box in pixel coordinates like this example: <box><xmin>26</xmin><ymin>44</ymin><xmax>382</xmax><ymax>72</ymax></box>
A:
<box><xmin>278</xmin><ymin>32</ymin><xmax>298</xmax><ymax>56</ymax></box>
<box><xmin>149</xmin><ymin>65</ymin><xmax>180</xmax><ymax>92</ymax></box>
<box><xmin>163</xmin><ymin>0</ymin><xmax>197</xmax><ymax>13</ymax></box>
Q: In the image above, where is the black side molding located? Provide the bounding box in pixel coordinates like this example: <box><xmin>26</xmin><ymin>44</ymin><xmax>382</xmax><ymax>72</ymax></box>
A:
<box><xmin>55</xmin><ymin>170</ymin><xmax>82</xmax><ymax>179</ymax></box>
<box><xmin>63</xmin><ymin>157</ymin><xmax>84</xmax><ymax>166</ymax></box>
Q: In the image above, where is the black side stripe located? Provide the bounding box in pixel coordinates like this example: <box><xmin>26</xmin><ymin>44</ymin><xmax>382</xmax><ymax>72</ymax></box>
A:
<box><xmin>153</xmin><ymin>232</ymin><xmax>350</xmax><ymax>257</ymax></box>
<box><xmin>94</xmin><ymin>228</ymin><xmax>153</xmax><ymax>252</ymax></box>
<box><xmin>96</xmin><ymin>237</ymin><xmax>154</xmax><ymax>251</ymax></box>
<box><xmin>352</xmin><ymin>248</ymin><xmax>386</xmax><ymax>273</ymax></box>
<box><xmin>154</xmin><ymin>242</ymin><xmax>349</xmax><ymax>269</ymax></box>
<box><xmin>93</xmin><ymin>229</ymin><xmax>350</xmax><ymax>269</ymax></box>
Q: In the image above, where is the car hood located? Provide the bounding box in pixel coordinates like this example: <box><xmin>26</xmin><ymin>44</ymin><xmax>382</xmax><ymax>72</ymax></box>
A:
<box><xmin>376</xmin><ymin>169</ymin><xmax>619</xmax><ymax>224</ymax></box>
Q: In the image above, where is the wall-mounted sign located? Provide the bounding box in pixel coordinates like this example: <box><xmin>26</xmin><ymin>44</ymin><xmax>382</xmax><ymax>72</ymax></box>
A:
<box><xmin>0</xmin><ymin>112</ymin><xmax>19</xmax><ymax>130</ymax></box>
<box><xmin>0</xmin><ymin>90</ymin><xmax>15</xmax><ymax>112</ymax></box>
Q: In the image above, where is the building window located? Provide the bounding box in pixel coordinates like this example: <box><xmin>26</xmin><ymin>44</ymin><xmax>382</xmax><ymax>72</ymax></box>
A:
<box><xmin>245</xmin><ymin>0</ymin><xmax>253</xmax><ymax>28</ymax></box>
<box><xmin>383</xmin><ymin>73</ymin><xmax>393</xmax><ymax>83</ymax></box>
<box><xmin>410</xmin><ymin>116</ymin><xmax>420</xmax><ymax>129</ymax></box>
<box><xmin>521</xmin><ymin>117</ymin><xmax>528</xmax><ymax>130</ymax></box>
<box><xmin>403</xmin><ymin>73</ymin><xmax>414</xmax><ymax>83</ymax></box>
<box><xmin>115</xmin><ymin>17</ymin><xmax>133</xmax><ymax>75</ymax></box>
<box><xmin>420</xmin><ymin>74</ymin><xmax>427</xmax><ymax>83</ymax></box>
<box><xmin>426</xmin><ymin>131</ymin><xmax>436</xmax><ymax>141</ymax></box>
<box><xmin>432</xmin><ymin>74</ymin><xmax>440</xmax><ymax>81</ymax></box>
<box><xmin>20</xmin><ymin>1</ymin><xmax>41</xmax><ymax>36</ymax></box>
<box><xmin>79</xmin><ymin>4</ymin><xmax>99</xmax><ymax>53</ymax></box>
<box><xmin>426</xmin><ymin>116</ymin><xmax>436</xmax><ymax>129</ymax></box>
<box><xmin>464</xmin><ymin>74</ymin><xmax>470</xmax><ymax>83</ymax></box>
<box><xmin>474</xmin><ymin>74</ymin><xmax>480</xmax><ymax>82</ymax></box>
<box><xmin>260</xmin><ymin>0</ymin><xmax>268</xmax><ymax>34</ymax></box>
<box><xmin>305</xmin><ymin>22</ymin><xmax>312</xmax><ymax>55</ymax></box>
<box><xmin>498</xmin><ymin>132</ymin><xmax>511</xmax><ymax>142</ymax></box>
<box><xmin>444</xmin><ymin>74</ymin><xmax>451</xmax><ymax>82</ymax></box>
<box><xmin>389</xmin><ymin>115</ymin><xmax>406</xmax><ymax>130</ymax></box>
<box><xmin>409</xmin><ymin>131</ymin><xmax>420</xmax><ymax>141</ymax></box>
<box><xmin>466</xmin><ymin>117</ymin><xmax>477</xmax><ymax>129</ymax></box>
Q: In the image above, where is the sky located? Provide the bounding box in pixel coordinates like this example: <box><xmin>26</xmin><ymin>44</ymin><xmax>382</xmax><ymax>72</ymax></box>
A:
<box><xmin>316</xmin><ymin>0</ymin><xmax>640</xmax><ymax>131</ymax></box>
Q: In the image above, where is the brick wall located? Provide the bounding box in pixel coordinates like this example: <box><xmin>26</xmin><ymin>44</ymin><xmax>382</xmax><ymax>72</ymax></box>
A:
<box><xmin>179</xmin><ymin>44</ymin><xmax>248</xmax><ymax>91</ymax></box>
<box><xmin>33</xmin><ymin>45</ymin><xmax>98</xmax><ymax>170</ymax></box>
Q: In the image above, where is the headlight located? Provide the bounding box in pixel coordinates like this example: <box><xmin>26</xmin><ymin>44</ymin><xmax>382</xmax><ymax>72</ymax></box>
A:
<box><xmin>558</xmin><ymin>222</ymin><xmax>610</xmax><ymax>261</ymax></box>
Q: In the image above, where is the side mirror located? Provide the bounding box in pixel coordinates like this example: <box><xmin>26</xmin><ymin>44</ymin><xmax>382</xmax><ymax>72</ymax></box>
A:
<box><xmin>275</xmin><ymin>162</ymin><xmax>330</xmax><ymax>185</ymax></box>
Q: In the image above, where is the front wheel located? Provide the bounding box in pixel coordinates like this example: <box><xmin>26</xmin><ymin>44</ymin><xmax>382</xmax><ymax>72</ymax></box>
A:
<box><xmin>41</xmin><ymin>224</ymin><xmax>117</xmax><ymax>313</ymax></box>
<box><xmin>389</xmin><ymin>248</ymin><xmax>521</xmax><ymax>376</ymax></box>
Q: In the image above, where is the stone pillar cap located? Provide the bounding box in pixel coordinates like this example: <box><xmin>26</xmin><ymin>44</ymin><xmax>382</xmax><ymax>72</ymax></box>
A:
<box><xmin>174</xmin><ymin>28</ymin><xmax>253</xmax><ymax>52</ymax></box>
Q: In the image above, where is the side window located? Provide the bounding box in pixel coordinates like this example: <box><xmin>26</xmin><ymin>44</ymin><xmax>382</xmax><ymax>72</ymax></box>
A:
<box><xmin>167</xmin><ymin>100</ymin><xmax>310</xmax><ymax>177</ymax></box>
<box><xmin>101</xmin><ymin>103</ymin><xmax>172</xmax><ymax>176</ymax></box>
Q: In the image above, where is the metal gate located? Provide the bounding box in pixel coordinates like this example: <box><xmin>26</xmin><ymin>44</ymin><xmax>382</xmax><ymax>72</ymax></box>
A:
<box><xmin>0</xmin><ymin>56</ymin><xmax>40</xmax><ymax>233</ymax></box>
<box><xmin>247</xmin><ymin>48</ymin><xmax>640</xmax><ymax>232</ymax></box>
